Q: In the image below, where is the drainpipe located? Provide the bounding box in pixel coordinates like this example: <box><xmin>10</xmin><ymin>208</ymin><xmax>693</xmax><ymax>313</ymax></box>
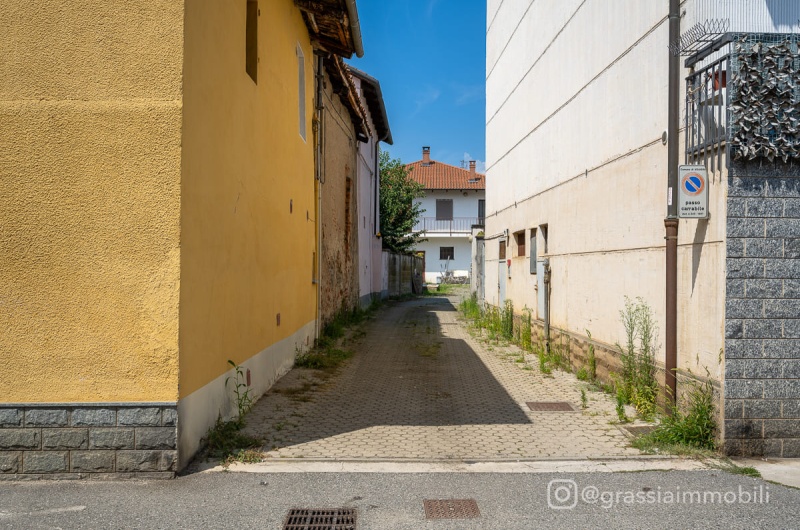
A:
<box><xmin>374</xmin><ymin>141</ymin><xmax>380</xmax><ymax>300</ymax></box>
<box><xmin>665</xmin><ymin>0</ymin><xmax>680</xmax><ymax>405</ymax></box>
<box><xmin>543</xmin><ymin>258</ymin><xmax>551</xmax><ymax>354</ymax></box>
<box><xmin>315</xmin><ymin>52</ymin><xmax>326</xmax><ymax>340</ymax></box>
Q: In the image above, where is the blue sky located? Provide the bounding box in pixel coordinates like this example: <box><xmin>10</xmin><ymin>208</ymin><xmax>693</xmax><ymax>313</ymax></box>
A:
<box><xmin>347</xmin><ymin>0</ymin><xmax>486</xmax><ymax>172</ymax></box>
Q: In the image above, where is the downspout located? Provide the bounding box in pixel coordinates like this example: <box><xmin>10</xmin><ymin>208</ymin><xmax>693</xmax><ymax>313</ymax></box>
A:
<box><xmin>543</xmin><ymin>258</ymin><xmax>551</xmax><ymax>354</ymax></box>
<box><xmin>665</xmin><ymin>0</ymin><xmax>680</xmax><ymax>405</ymax></box>
<box><xmin>374</xmin><ymin>141</ymin><xmax>380</xmax><ymax>300</ymax></box>
<box><xmin>344</xmin><ymin>0</ymin><xmax>364</xmax><ymax>58</ymax></box>
<box><xmin>315</xmin><ymin>52</ymin><xmax>326</xmax><ymax>340</ymax></box>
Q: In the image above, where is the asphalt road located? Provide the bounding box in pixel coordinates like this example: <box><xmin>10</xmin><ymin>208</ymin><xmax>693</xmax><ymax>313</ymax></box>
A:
<box><xmin>1</xmin><ymin>470</ymin><xmax>798</xmax><ymax>529</ymax></box>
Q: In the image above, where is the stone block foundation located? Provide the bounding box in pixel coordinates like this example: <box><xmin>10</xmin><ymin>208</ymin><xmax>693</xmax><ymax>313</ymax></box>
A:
<box><xmin>725</xmin><ymin>161</ymin><xmax>800</xmax><ymax>457</ymax></box>
<box><xmin>0</xmin><ymin>403</ymin><xmax>177</xmax><ymax>478</ymax></box>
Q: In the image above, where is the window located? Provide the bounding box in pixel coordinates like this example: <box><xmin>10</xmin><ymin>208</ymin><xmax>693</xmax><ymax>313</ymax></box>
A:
<box><xmin>514</xmin><ymin>231</ymin><xmax>525</xmax><ymax>257</ymax></box>
<box><xmin>297</xmin><ymin>45</ymin><xmax>306</xmax><ymax>140</ymax></box>
<box><xmin>245</xmin><ymin>1</ymin><xmax>258</xmax><ymax>83</ymax></box>
<box><xmin>436</xmin><ymin>199</ymin><xmax>453</xmax><ymax>221</ymax></box>
<box><xmin>499</xmin><ymin>240</ymin><xmax>506</xmax><ymax>260</ymax></box>
<box><xmin>440</xmin><ymin>247</ymin><xmax>454</xmax><ymax>260</ymax></box>
<box><xmin>530</xmin><ymin>228</ymin><xmax>537</xmax><ymax>274</ymax></box>
<box><xmin>540</xmin><ymin>223</ymin><xmax>548</xmax><ymax>253</ymax></box>
<box><xmin>478</xmin><ymin>199</ymin><xmax>485</xmax><ymax>223</ymax></box>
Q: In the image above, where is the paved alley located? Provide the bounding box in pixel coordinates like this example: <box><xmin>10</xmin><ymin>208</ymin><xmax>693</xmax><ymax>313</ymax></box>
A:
<box><xmin>240</xmin><ymin>293</ymin><xmax>641</xmax><ymax>461</ymax></box>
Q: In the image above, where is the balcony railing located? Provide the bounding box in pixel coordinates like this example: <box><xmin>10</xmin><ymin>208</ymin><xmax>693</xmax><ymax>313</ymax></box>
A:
<box><xmin>413</xmin><ymin>217</ymin><xmax>484</xmax><ymax>234</ymax></box>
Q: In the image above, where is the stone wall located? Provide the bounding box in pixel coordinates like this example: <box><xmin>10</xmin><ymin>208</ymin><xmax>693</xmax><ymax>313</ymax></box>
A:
<box><xmin>724</xmin><ymin>161</ymin><xmax>800</xmax><ymax>457</ymax></box>
<box><xmin>0</xmin><ymin>404</ymin><xmax>176</xmax><ymax>478</ymax></box>
<box><xmin>319</xmin><ymin>67</ymin><xmax>360</xmax><ymax>328</ymax></box>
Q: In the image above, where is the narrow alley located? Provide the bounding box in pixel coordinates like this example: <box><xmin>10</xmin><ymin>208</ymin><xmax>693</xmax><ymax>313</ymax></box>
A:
<box><xmin>238</xmin><ymin>291</ymin><xmax>641</xmax><ymax>462</ymax></box>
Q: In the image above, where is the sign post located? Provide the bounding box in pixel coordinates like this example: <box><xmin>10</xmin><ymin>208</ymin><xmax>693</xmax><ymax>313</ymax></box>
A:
<box><xmin>678</xmin><ymin>165</ymin><xmax>709</xmax><ymax>219</ymax></box>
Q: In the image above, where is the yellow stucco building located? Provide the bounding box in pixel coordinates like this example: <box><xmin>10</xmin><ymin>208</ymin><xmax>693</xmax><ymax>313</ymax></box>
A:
<box><xmin>0</xmin><ymin>0</ymin><xmax>362</xmax><ymax>475</ymax></box>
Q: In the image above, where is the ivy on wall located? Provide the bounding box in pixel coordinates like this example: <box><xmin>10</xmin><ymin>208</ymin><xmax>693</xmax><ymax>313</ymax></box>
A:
<box><xmin>730</xmin><ymin>35</ymin><xmax>800</xmax><ymax>163</ymax></box>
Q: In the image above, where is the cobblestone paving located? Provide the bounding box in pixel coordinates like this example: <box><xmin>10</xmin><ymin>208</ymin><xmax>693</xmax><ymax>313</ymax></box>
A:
<box><xmin>242</xmin><ymin>295</ymin><xmax>642</xmax><ymax>461</ymax></box>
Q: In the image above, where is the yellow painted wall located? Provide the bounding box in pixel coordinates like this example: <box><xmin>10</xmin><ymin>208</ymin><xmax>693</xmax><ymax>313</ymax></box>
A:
<box><xmin>180</xmin><ymin>0</ymin><xmax>317</xmax><ymax>397</ymax></box>
<box><xmin>0</xmin><ymin>1</ymin><xmax>183</xmax><ymax>402</ymax></box>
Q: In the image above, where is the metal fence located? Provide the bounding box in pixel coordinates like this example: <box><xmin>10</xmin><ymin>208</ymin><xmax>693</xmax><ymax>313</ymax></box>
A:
<box><xmin>685</xmin><ymin>53</ymin><xmax>730</xmax><ymax>172</ymax></box>
<box><xmin>413</xmin><ymin>217</ymin><xmax>483</xmax><ymax>234</ymax></box>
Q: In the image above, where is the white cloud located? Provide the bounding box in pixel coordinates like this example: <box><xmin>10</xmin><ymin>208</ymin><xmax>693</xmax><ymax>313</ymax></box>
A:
<box><xmin>463</xmin><ymin>152</ymin><xmax>486</xmax><ymax>174</ymax></box>
<box><xmin>453</xmin><ymin>84</ymin><xmax>484</xmax><ymax>106</ymax></box>
<box><xmin>426</xmin><ymin>0</ymin><xmax>441</xmax><ymax>19</ymax></box>
<box><xmin>413</xmin><ymin>85</ymin><xmax>441</xmax><ymax>115</ymax></box>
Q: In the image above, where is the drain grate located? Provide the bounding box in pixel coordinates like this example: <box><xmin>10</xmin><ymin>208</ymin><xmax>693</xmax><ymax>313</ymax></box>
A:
<box><xmin>526</xmin><ymin>401</ymin><xmax>575</xmax><ymax>412</ymax></box>
<box><xmin>423</xmin><ymin>499</ymin><xmax>481</xmax><ymax>519</ymax></box>
<box><xmin>283</xmin><ymin>508</ymin><xmax>357</xmax><ymax>530</ymax></box>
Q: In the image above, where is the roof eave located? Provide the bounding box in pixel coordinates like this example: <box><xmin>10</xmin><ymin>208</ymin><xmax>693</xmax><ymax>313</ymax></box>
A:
<box><xmin>347</xmin><ymin>66</ymin><xmax>393</xmax><ymax>145</ymax></box>
<box><xmin>295</xmin><ymin>0</ymin><xmax>361</xmax><ymax>58</ymax></box>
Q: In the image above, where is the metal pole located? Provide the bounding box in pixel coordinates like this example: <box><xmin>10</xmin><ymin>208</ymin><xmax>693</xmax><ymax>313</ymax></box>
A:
<box><xmin>665</xmin><ymin>0</ymin><xmax>680</xmax><ymax>406</ymax></box>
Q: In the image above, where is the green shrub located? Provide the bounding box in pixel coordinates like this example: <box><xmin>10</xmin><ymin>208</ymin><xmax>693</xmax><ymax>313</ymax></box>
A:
<box><xmin>617</xmin><ymin>297</ymin><xmax>659</xmax><ymax>418</ymax></box>
<box><xmin>636</xmin><ymin>376</ymin><xmax>717</xmax><ymax>451</ymax></box>
<box><xmin>586</xmin><ymin>330</ymin><xmax>597</xmax><ymax>381</ymax></box>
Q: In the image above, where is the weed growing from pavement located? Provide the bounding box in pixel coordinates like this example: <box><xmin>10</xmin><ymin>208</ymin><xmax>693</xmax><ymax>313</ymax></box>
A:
<box><xmin>616</xmin><ymin>388</ymin><xmax>630</xmax><ymax>423</ymax></box>
<box><xmin>294</xmin><ymin>302</ymin><xmax>378</xmax><ymax>372</ymax></box>
<box><xmin>712</xmin><ymin>460</ymin><xmax>761</xmax><ymax>478</ymax></box>
<box><xmin>227</xmin><ymin>448</ymin><xmax>264</xmax><ymax>465</ymax></box>
<box><xmin>426</xmin><ymin>282</ymin><xmax>459</xmax><ymax>295</ymax></box>
<box><xmin>581</xmin><ymin>389</ymin><xmax>588</xmax><ymax>409</ymax></box>
<box><xmin>615</xmin><ymin>297</ymin><xmax>659</xmax><ymax>419</ymax></box>
<box><xmin>204</xmin><ymin>416</ymin><xmax>263</xmax><ymax>463</ymax></box>
<box><xmin>586</xmin><ymin>329</ymin><xmax>597</xmax><ymax>381</ymax></box>
<box><xmin>520</xmin><ymin>309</ymin><xmax>533</xmax><ymax>351</ymax></box>
<box><xmin>633</xmin><ymin>372</ymin><xmax>717</xmax><ymax>453</ymax></box>
<box><xmin>226</xmin><ymin>359</ymin><xmax>253</xmax><ymax>423</ymax></box>
<box><xmin>294</xmin><ymin>347</ymin><xmax>353</xmax><ymax>371</ymax></box>
<box><xmin>196</xmin><ymin>360</ymin><xmax>262</xmax><ymax>465</ymax></box>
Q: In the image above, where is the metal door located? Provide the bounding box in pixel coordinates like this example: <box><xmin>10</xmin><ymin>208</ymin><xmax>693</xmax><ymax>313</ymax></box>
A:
<box><xmin>536</xmin><ymin>260</ymin><xmax>546</xmax><ymax>319</ymax></box>
<box><xmin>498</xmin><ymin>259</ymin><xmax>507</xmax><ymax>305</ymax></box>
<box><xmin>476</xmin><ymin>239</ymin><xmax>485</xmax><ymax>301</ymax></box>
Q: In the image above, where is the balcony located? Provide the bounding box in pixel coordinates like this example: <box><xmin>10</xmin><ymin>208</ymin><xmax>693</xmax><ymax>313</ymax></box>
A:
<box><xmin>413</xmin><ymin>217</ymin><xmax>484</xmax><ymax>235</ymax></box>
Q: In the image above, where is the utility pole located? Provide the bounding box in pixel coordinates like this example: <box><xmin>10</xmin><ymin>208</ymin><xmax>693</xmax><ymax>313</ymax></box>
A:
<box><xmin>665</xmin><ymin>0</ymin><xmax>680</xmax><ymax>406</ymax></box>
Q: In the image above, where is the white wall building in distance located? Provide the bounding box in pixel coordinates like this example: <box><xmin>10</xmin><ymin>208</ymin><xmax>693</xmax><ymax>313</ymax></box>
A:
<box><xmin>409</xmin><ymin>146</ymin><xmax>486</xmax><ymax>283</ymax></box>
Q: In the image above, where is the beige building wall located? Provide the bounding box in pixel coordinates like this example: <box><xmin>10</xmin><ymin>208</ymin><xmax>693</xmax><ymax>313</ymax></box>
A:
<box><xmin>319</xmin><ymin>68</ymin><xmax>360</xmax><ymax>326</ymax></box>
<box><xmin>485</xmin><ymin>1</ymin><xmax>725</xmax><ymax>384</ymax></box>
<box><xmin>0</xmin><ymin>0</ymin><xmax>184</xmax><ymax>403</ymax></box>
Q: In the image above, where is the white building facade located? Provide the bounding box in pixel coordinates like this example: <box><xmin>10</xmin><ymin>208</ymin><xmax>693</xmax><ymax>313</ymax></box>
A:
<box><xmin>349</xmin><ymin>67</ymin><xmax>393</xmax><ymax>307</ymax></box>
<box><xmin>485</xmin><ymin>0</ymin><xmax>800</xmax><ymax>456</ymax></box>
<box><xmin>409</xmin><ymin>147</ymin><xmax>485</xmax><ymax>284</ymax></box>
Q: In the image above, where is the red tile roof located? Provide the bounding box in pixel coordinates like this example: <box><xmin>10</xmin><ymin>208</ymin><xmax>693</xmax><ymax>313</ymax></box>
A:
<box><xmin>406</xmin><ymin>160</ymin><xmax>486</xmax><ymax>190</ymax></box>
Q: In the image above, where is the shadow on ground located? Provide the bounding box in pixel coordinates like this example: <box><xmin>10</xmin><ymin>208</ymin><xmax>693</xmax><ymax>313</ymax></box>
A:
<box><xmin>240</xmin><ymin>295</ymin><xmax>532</xmax><ymax>452</ymax></box>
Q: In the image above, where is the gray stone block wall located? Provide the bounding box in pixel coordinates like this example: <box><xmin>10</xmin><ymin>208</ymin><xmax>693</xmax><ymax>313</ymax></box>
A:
<box><xmin>725</xmin><ymin>162</ymin><xmax>800</xmax><ymax>457</ymax></box>
<box><xmin>0</xmin><ymin>404</ymin><xmax>177</xmax><ymax>477</ymax></box>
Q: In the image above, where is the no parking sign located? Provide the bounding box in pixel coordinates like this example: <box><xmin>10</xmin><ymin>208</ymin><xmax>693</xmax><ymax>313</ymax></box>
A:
<box><xmin>678</xmin><ymin>165</ymin><xmax>709</xmax><ymax>219</ymax></box>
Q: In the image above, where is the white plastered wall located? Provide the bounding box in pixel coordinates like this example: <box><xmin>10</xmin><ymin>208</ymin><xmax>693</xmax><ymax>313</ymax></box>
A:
<box><xmin>485</xmin><ymin>0</ymin><xmax>725</xmax><ymax>380</ymax></box>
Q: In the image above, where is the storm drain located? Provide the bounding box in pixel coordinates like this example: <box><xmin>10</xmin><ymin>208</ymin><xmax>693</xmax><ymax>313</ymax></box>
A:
<box><xmin>423</xmin><ymin>499</ymin><xmax>481</xmax><ymax>519</ymax></box>
<box><xmin>526</xmin><ymin>401</ymin><xmax>575</xmax><ymax>412</ymax></box>
<box><xmin>282</xmin><ymin>508</ymin><xmax>357</xmax><ymax>530</ymax></box>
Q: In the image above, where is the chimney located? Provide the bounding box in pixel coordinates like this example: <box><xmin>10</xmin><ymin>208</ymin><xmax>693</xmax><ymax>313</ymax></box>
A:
<box><xmin>469</xmin><ymin>160</ymin><xmax>476</xmax><ymax>174</ymax></box>
<box><xmin>422</xmin><ymin>146</ymin><xmax>431</xmax><ymax>165</ymax></box>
